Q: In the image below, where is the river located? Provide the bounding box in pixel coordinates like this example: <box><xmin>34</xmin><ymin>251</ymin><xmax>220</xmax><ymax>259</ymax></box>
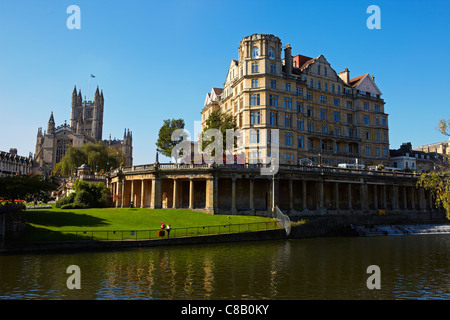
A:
<box><xmin>0</xmin><ymin>235</ymin><xmax>449</xmax><ymax>300</ymax></box>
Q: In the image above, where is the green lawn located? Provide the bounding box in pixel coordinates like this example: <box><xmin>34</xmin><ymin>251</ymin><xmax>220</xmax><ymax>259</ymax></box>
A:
<box><xmin>20</xmin><ymin>207</ymin><xmax>279</xmax><ymax>241</ymax></box>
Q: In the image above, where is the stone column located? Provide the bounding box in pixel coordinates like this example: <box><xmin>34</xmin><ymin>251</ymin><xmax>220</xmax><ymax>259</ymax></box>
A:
<box><xmin>382</xmin><ymin>185</ymin><xmax>387</xmax><ymax>209</ymax></box>
<box><xmin>348</xmin><ymin>183</ymin><xmax>353</xmax><ymax>210</ymax></box>
<box><xmin>360</xmin><ymin>179</ymin><xmax>368</xmax><ymax>210</ymax></box>
<box><xmin>231</xmin><ymin>177</ymin><xmax>237</xmax><ymax>214</ymax></box>
<box><xmin>250</xmin><ymin>178</ymin><xmax>255</xmax><ymax>214</ymax></box>
<box><xmin>205</xmin><ymin>177</ymin><xmax>215</xmax><ymax>213</ymax></box>
<box><xmin>419</xmin><ymin>187</ymin><xmax>426</xmax><ymax>211</ymax></box>
<box><xmin>173</xmin><ymin>179</ymin><xmax>178</xmax><ymax>209</ymax></box>
<box><xmin>130</xmin><ymin>180</ymin><xmax>134</xmax><ymax>208</ymax></box>
<box><xmin>302</xmin><ymin>180</ymin><xmax>307</xmax><ymax>211</ymax></box>
<box><xmin>402</xmin><ymin>186</ymin><xmax>407</xmax><ymax>211</ymax></box>
<box><xmin>334</xmin><ymin>182</ymin><xmax>340</xmax><ymax>210</ymax></box>
<box><xmin>411</xmin><ymin>187</ymin><xmax>416</xmax><ymax>210</ymax></box>
<box><xmin>289</xmin><ymin>179</ymin><xmax>294</xmax><ymax>212</ymax></box>
<box><xmin>318</xmin><ymin>180</ymin><xmax>324</xmax><ymax>213</ymax></box>
<box><xmin>151</xmin><ymin>178</ymin><xmax>161</xmax><ymax>209</ymax></box>
<box><xmin>392</xmin><ymin>185</ymin><xmax>399</xmax><ymax>210</ymax></box>
<box><xmin>120</xmin><ymin>179</ymin><xmax>125</xmax><ymax>208</ymax></box>
<box><xmin>272</xmin><ymin>175</ymin><xmax>279</xmax><ymax>211</ymax></box>
<box><xmin>373</xmin><ymin>184</ymin><xmax>378</xmax><ymax>210</ymax></box>
<box><xmin>189</xmin><ymin>178</ymin><xmax>194</xmax><ymax>209</ymax></box>
<box><xmin>140</xmin><ymin>179</ymin><xmax>145</xmax><ymax>208</ymax></box>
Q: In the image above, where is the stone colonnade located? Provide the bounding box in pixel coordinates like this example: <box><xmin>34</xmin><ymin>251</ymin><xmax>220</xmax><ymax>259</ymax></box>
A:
<box><xmin>109</xmin><ymin>166</ymin><xmax>436</xmax><ymax>217</ymax></box>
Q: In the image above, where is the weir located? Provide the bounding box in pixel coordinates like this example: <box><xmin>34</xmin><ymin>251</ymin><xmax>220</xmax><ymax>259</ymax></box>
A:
<box><xmin>354</xmin><ymin>224</ymin><xmax>450</xmax><ymax>237</ymax></box>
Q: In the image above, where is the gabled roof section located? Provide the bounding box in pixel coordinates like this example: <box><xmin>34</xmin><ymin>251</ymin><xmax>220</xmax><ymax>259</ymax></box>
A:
<box><xmin>204</xmin><ymin>88</ymin><xmax>223</xmax><ymax>107</ymax></box>
<box><xmin>349</xmin><ymin>73</ymin><xmax>382</xmax><ymax>95</ymax></box>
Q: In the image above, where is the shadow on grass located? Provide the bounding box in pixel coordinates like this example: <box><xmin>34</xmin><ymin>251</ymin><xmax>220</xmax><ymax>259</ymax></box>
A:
<box><xmin>25</xmin><ymin>210</ymin><xmax>108</xmax><ymax>228</ymax></box>
<box><xmin>15</xmin><ymin>225</ymin><xmax>95</xmax><ymax>242</ymax></box>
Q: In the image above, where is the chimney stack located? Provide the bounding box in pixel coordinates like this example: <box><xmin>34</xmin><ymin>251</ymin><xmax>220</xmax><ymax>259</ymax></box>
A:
<box><xmin>284</xmin><ymin>43</ymin><xmax>292</xmax><ymax>75</ymax></box>
<box><xmin>339</xmin><ymin>68</ymin><xmax>350</xmax><ymax>84</ymax></box>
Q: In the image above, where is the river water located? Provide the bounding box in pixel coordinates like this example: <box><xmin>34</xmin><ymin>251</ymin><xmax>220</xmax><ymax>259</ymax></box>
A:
<box><xmin>0</xmin><ymin>235</ymin><xmax>449</xmax><ymax>300</ymax></box>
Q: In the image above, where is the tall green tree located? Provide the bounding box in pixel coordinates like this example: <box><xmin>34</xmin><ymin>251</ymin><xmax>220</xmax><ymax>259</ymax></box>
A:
<box><xmin>55</xmin><ymin>142</ymin><xmax>121</xmax><ymax>175</ymax></box>
<box><xmin>0</xmin><ymin>175</ymin><xmax>57</xmax><ymax>203</ymax></box>
<box><xmin>417</xmin><ymin>119</ymin><xmax>450</xmax><ymax>219</ymax></box>
<box><xmin>202</xmin><ymin>110</ymin><xmax>237</xmax><ymax>153</ymax></box>
<box><xmin>155</xmin><ymin>118</ymin><xmax>185</xmax><ymax>160</ymax></box>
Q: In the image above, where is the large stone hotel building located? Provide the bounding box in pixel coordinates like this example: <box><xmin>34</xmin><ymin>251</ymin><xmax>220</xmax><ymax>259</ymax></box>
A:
<box><xmin>202</xmin><ymin>34</ymin><xmax>389</xmax><ymax>167</ymax></box>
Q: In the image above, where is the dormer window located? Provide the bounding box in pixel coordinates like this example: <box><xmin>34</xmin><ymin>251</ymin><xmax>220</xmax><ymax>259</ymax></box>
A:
<box><xmin>268</xmin><ymin>47</ymin><xmax>275</xmax><ymax>59</ymax></box>
<box><xmin>252</xmin><ymin>47</ymin><xmax>259</xmax><ymax>58</ymax></box>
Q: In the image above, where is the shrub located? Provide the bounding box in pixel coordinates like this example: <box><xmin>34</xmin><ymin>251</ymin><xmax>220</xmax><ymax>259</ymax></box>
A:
<box><xmin>55</xmin><ymin>192</ymin><xmax>76</xmax><ymax>208</ymax></box>
<box><xmin>61</xmin><ymin>202</ymin><xmax>89</xmax><ymax>209</ymax></box>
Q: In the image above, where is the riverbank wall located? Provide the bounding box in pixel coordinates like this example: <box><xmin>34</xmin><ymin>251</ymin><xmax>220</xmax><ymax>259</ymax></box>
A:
<box><xmin>0</xmin><ymin>228</ymin><xmax>286</xmax><ymax>254</ymax></box>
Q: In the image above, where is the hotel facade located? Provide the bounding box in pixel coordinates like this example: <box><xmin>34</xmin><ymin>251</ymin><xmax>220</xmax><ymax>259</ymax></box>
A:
<box><xmin>201</xmin><ymin>34</ymin><xmax>389</xmax><ymax>167</ymax></box>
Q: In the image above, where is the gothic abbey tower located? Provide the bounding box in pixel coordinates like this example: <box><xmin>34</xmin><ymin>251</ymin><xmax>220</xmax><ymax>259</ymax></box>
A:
<box><xmin>34</xmin><ymin>85</ymin><xmax>133</xmax><ymax>174</ymax></box>
<box><xmin>70</xmin><ymin>85</ymin><xmax>104</xmax><ymax>140</ymax></box>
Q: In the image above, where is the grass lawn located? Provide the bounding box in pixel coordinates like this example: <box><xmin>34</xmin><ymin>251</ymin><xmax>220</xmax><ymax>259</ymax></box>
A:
<box><xmin>20</xmin><ymin>207</ymin><xmax>279</xmax><ymax>241</ymax></box>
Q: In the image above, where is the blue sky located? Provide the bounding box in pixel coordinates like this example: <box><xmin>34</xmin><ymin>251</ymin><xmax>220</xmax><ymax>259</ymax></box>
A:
<box><xmin>0</xmin><ymin>0</ymin><xmax>449</xmax><ymax>165</ymax></box>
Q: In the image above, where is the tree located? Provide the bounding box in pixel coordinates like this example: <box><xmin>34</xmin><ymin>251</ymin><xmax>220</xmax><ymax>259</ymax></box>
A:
<box><xmin>0</xmin><ymin>174</ymin><xmax>57</xmax><ymax>203</ymax></box>
<box><xmin>155</xmin><ymin>118</ymin><xmax>185</xmax><ymax>161</ymax></box>
<box><xmin>417</xmin><ymin>119</ymin><xmax>450</xmax><ymax>219</ymax></box>
<box><xmin>201</xmin><ymin>110</ymin><xmax>237</xmax><ymax>155</ymax></box>
<box><xmin>55</xmin><ymin>142</ymin><xmax>121</xmax><ymax>175</ymax></box>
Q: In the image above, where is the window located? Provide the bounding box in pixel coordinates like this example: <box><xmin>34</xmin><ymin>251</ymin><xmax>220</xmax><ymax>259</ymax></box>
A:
<box><xmin>250</xmin><ymin>130</ymin><xmax>260</xmax><ymax>144</ymax></box>
<box><xmin>250</xmin><ymin>111</ymin><xmax>260</xmax><ymax>125</ymax></box>
<box><xmin>284</xmin><ymin>97</ymin><xmax>292</xmax><ymax>109</ymax></box>
<box><xmin>321</xmin><ymin>124</ymin><xmax>328</xmax><ymax>134</ymax></box>
<box><xmin>307</xmin><ymin>92</ymin><xmax>313</xmax><ymax>101</ymax></box>
<box><xmin>376</xmin><ymin>116</ymin><xmax>379</xmax><ymax>126</ymax></box>
<box><xmin>333</xmin><ymin>98</ymin><xmax>340</xmax><ymax>106</ymax></box>
<box><xmin>320</xmin><ymin>108</ymin><xmax>327</xmax><ymax>120</ymax></box>
<box><xmin>325</xmin><ymin>82</ymin><xmax>328</xmax><ymax>91</ymax></box>
<box><xmin>348</xmin><ymin>128</ymin><xmax>354</xmax><ymax>138</ymax></box>
<box><xmin>383</xmin><ymin>132</ymin><xmax>388</xmax><ymax>141</ymax></box>
<box><xmin>347</xmin><ymin>114</ymin><xmax>353</xmax><ymax>124</ymax></box>
<box><xmin>332</xmin><ymin>84</ymin><xmax>335</xmax><ymax>93</ymax></box>
<box><xmin>331</xmin><ymin>126</ymin><xmax>339</xmax><ymax>137</ymax></box>
<box><xmin>346</xmin><ymin>100</ymin><xmax>353</xmax><ymax>109</ymax></box>
<box><xmin>376</xmin><ymin>145</ymin><xmax>380</xmax><ymax>157</ymax></box>
<box><xmin>364</xmin><ymin>102</ymin><xmax>370</xmax><ymax>110</ymax></box>
<box><xmin>296</xmin><ymin>102</ymin><xmax>303</xmax><ymax>113</ymax></box>
<box><xmin>376</xmin><ymin>131</ymin><xmax>380</xmax><ymax>141</ymax></box>
<box><xmin>250</xmin><ymin>94</ymin><xmax>260</xmax><ymax>106</ymax></box>
<box><xmin>307</xmin><ymin>121</ymin><xmax>314</xmax><ymax>132</ymax></box>
<box><xmin>383</xmin><ymin>146</ymin><xmax>388</xmax><ymax>157</ymax></box>
<box><xmin>320</xmin><ymin>95</ymin><xmax>327</xmax><ymax>104</ymax></box>
<box><xmin>324</xmin><ymin>67</ymin><xmax>327</xmax><ymax>77</ymax></box>
<box><xmin>365</xmin><ymin>144</ymin><xmax>371</xmax><ymax>156</ymax></box>
<box><xmin>307</xmin><ymin>106</ymin><xmax>313</xmax><ymax>117</ymax></box>
<box><xmin>285</xmin><ymin>114</ymin><xmax>292</xmax><ymax>127</ymax></box>
<box><xmin>285</xmin><ymin>83</ymin><xmax>290</xmax><ymax>92</ymax></box>
<box><xmin>269</xmin><ymin>94</ymin><xmax>278</xmax><ymax>107</ymax></box>
<box><xmin>363</xmin><ymin>115</ymin><xmax>370</xmax><ymax>125</ymax></box>
<box><xmin>334</xmin><ymin>111</ymin><xmax>340</xmax><ymax>122</ymax></box>
<box><xmin>310</xmin><ymin>79</ymin><xmax>314</xmax><ymax>88</ymax></box>
<box><xmin>251</xmin><ymin>79</ymin><xmax>258</xmax><ymax>88</ymax></box>
<box><xmin>296</xmin><ymin>87</ymin><xmax>303</xmax><ymax>96</ymax></box>
<box><xmin>382</xmin><ymin>117</ymin><xmax>386</xmax><ymax>126</ymax></box>
<box><xmin>338</xmin><ymin>85</ymin><xmax>341</xmax><ymax>94</ymax></box>
<box><xmin>270</xmin><ymin>63</ymin><xmax>276</xmax><ymax>74</ymax></box>
<box><xmin>270</xmin><ymin>112</ymin><xmax>277</xmax><ymax>125</ymax></box>
<box><xmin>270</xmin><ymin>80</ymin><xmax>276</xmax><ymax>89</ymax></box>
<box><xmin>252</xmin><ymin>47</ymin><xmax>259</xmax><ymax>58</ymax></box>
<box><xmin>317</xmin><ymin>65</ymin><xmax>321</xmax><ymax>75</ymax></box>
<box><xmin>365</xmin><ymin>130</ymin><xmax>371</xmax><ymax>140</ymax></box>
<box><xmin>374</xmin><ymin>104</ymin><xmax>381</xmax><ymax>112</ymax></box>
<box><xmin>251</xmin><ymin>62</ymin><xmax>259</xmax><ymax>73</ymax></box>
<box><xmin>284</xmin><ymin>132</ymin><xmax>293</xmax><ymax>146</ymax></box>
<box><xmin>297</xmin><ymin>135</ymin><xmax>304</xmax><ymax>148</ymax></box>
<box><xmin>268</xmin><ymin>47</ymin><xmax>275</xmax><ymax>59</ymax></box>
<box><xmin>297</xmin><ymin>118</ymin><xmax>304</xmax><ymax>130</ymax></box>
<box><xmin>318</xmin><ymin>81</ymin><xmax>321</xmax><ymax>90</ymax></box>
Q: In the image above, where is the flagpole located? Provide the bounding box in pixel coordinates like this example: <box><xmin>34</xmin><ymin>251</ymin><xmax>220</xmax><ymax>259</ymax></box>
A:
<box><xmin>88</xmin><ymin>74</ymin><xmax>91</xmax><ymax>102</ymax></box>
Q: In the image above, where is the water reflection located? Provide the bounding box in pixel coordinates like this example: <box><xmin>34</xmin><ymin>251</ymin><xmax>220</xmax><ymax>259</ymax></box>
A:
<box><xmin>0</xmin><ymin>235</ymin><xmax>449</xmax><ymax>300</ymax></box>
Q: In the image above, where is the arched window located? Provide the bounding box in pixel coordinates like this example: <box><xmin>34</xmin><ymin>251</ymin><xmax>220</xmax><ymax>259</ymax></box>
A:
<box><xmin>252</xmin><ymin>47</ymin><xmax>259</xmax><ymax>58</ymax></box>
<box><xmin>268</xmin><ymin>47</ymin><xmax>275</xmax><ymax>59</ymax></box>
